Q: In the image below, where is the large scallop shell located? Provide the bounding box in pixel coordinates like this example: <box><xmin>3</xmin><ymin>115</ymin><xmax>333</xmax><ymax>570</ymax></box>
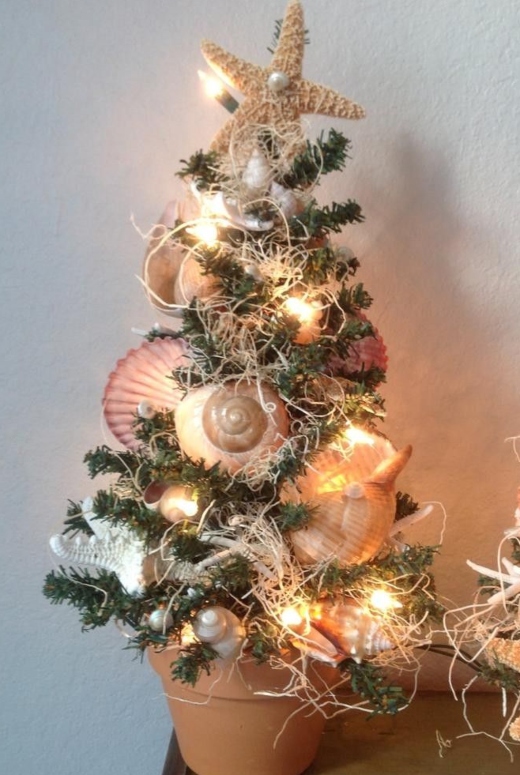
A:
<box><xmin>174</xmin><ymin>381</ymin><xmax>289</xmax><ymax>474</ymax></box>
<box><xmin>103</xmin><ymin>338</ymin><xmax>189</xmax><ymax>450</ymax></box>
<box><xmin>285</xmin><ymin>435</ymin><xmax>411</xmax><ymax>565</ymax></box>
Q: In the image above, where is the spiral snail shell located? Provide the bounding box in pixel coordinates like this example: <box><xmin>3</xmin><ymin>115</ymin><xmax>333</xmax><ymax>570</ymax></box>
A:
<box><xmin>174</xmin><ymin>381</ymin><xmax>289</xmax><ymax>474</ymax></box>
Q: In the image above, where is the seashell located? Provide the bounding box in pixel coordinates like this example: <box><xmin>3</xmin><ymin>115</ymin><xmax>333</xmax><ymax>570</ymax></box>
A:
<box><xmin>270</xmin><ymin>181</ymin><xmax>301</xmax><ymax>219</ymax></box>
<box><xmin>291</xmin><ymin>625</ymin><xmax>344</xmax><ymax>666</ymax></box>
<box><xmin>174</xmin><ymin>381</ymin><xmax>289</xmax><ymax>474</ymax></box>
<box><xmin>143</xmin><ymin>199</ymin><xmax>216</xmax><ymax>316</ymax></box>
<box><xmin>199</xmin><ymin>189</ymin><xmax>274</xmax><ymax>232</ymax></box>
<box><xmin>172</xmin><ymin>255</ymin><xmax>218</xmax><ymax>307</ymax></box>
<box><xmin>192</xmin><ymin>606</ymin><xmax>245</xmax><ymax>659</ymax></box>
<box><xmin>148</xmin><ymin>608</ymin><xmax>174</xmax><ymax>632</ymax></box>
<box><xmin>310</xmin><ymin>599</ymin><xmax>394</xmax><ymax>664</ymax></box>
<box><xmin>142</xmin><ymin>201</ymin><xmax>187</xmax><ymax>317</ymax></box>
<box><xmin>329</xmin><ymin>312</ymin><xmax>387</xmax><ymax>379</ymax></box>
<box><xmin>158</xmin><ymin>485</ymin><xmax>198</xmax><ymax>523</ymax></box>
<box><xmin>285</xmin><ymin>436</ymin><xmax>412</xmax><ymax>565</ymax></box>
<box><xmin>103</xmin><ymin>338</ymin><xmax>189</xmax><ymax>451</ymax></box>
<box><xmin>241</xmin><ymin>148</ymin><xmax>273</xmax><ymax>198</ymax></box>
<box><xmin>142</xmin><ymin>481</ymin><xmax>169</xmax><ymax>511</ymax></box>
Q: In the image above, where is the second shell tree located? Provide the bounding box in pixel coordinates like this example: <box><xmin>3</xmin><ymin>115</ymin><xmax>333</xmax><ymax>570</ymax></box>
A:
<box><xmin>45</xmin><ymin>0</ymin><xmax>442</xmax><ymax>732</ymax></box>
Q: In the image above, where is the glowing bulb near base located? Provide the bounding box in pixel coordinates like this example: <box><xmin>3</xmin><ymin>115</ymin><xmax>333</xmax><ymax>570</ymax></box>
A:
<box><xmin>369</xmin><ymin>589</ymin><xmax>403</xmax><ymax>612</ymax></box>
<box><xmin>280</xmin><ymin>606</ymin><xmax>308</xmax><ymax>635</ymax></box>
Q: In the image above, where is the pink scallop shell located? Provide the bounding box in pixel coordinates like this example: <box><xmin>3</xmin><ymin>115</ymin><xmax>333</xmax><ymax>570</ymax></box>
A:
<box><xmin>103</xmin><ymin>338</ymin><xmax>189</xmax><ymax>450</ymax></box>
<box><xmin>329</xmin><ymin>313</ymin><xmax>387</xmax><ymax>379</ymax></box>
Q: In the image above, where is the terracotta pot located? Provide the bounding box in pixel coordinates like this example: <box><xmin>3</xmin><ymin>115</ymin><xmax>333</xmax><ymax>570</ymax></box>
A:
<box><xmin>148</xmin><ymin>647</ymin><xmax>338</xmax><ymax>775</ymax></box>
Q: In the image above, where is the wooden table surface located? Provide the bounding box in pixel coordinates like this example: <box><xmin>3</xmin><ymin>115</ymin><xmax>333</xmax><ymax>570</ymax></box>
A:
<box><xmin>163</xmin><ymin>693</ymin><xmax>518</xmax><ymax>775</ymax></box>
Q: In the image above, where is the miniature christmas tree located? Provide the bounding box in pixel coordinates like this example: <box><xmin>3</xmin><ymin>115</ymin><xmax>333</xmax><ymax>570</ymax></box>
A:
<box><xmin>44</xmin><ymin>0</ymin><xmax>443</xmax><ymax>718</ymax></box>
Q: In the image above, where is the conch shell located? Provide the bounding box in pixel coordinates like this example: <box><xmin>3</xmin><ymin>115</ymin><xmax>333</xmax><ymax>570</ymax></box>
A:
<box><xmin>174</xmin><ymin>381</ymin><xmax>289</xmax><ymax>474</ymax></box>
<box><xmin>286</xmin><ymin>437</ymin><xmax>412</xmax><ymax>565</ymax></box>
<box><xmin>310</xmin><ymin>599</ymin><xmax>394</xmax><ymax>664</ymax></box>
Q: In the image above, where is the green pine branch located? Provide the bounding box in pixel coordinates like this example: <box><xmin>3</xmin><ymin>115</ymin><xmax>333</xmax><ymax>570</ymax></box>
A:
<box><xmin>43</xmin><ymin>566</ymin><xmax>138</xmax><ymax>630</ymax></box>
<box><xmin>282</xmin><ymin>129</ymin><xmax>351</xmax><ymax>189</ymax></box>
<box><xmin>176</xmin><ymin>150</ymin><xmax>222</xmax><ymax>188</ymax></box>
<box><xmin>290</xmin><ymin>200</ymin><xmax>364</xmax><ymax>240</ymax></box>
<box><xmin>342</xmin><ymin>660</ymin><xmax>409</xmax><ymax>716</ymax></box>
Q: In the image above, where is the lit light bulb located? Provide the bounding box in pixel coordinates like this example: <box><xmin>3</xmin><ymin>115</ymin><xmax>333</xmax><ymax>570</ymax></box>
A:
<box><xmin>284</xmin><ymin>297</ymin><xmax>322</xmax><ymax>344</ymax></box>
<box><xmin>159</xmin><ymin>486</ymin><xmax>199</xmax><ymax>523</ymax></box>
<box><xmin>284</xmin><ymin>297</ymin><xmax>315</xmax><ymax>322</ymax></box>
<box><xmin>369</xmin><ymin>589</ymin><xmax>403</xmax><ymax>612</ymax></box>
<box><xmin>198</xmin><ymin>70</ymin><xmax>239</xmax><ymax>113</ymax></box>
<box><xmin>280</xmin><ymin>606</ymin><xmax>308</xmax><ymax>635</ymax></box>
<box><xmin>180</xmin><ymin>623</ymin><xmax>196</xmax><ymax>646</ymax></box>
<box><xmin>187</xmin><ymin>220</ymin><xmax>219</xmax><ymax>246</ymax></box>
<box><xmin>345</xmin><ymin>426</ymin><xmax>376</xmax><ymax>446</ymax></box>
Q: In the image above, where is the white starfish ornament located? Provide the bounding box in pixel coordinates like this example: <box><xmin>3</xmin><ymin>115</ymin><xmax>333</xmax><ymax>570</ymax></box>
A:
<box><xmin>50</xmin><ymin>498</ymin><xmax>154</xmax><ymax>596</ymax></box>
<box><xmin>49</xmin><ymin>499</ymin><xmax>277</xmax><ymax>597</ymax></box>
<box><xmin>49</xmin><ymin>498</ymin><xmax>200</xmax><ymax>596</ymax></box>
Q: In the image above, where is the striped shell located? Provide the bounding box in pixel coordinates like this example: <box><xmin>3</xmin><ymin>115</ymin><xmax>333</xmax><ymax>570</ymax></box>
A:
<box><xmin>311</xmin><ymin>599</ymin><xmax>394</xmax><ymax>663</ymax></box>
<box><xmin>103</xmin><ymin>338</ymin><xmax>189</xmax><ymax>450</ymax></box>
<box><xmin>285</xmin><ymin>435</ymin><xmax>412</xmax><ymax>565</ymax></box>
<box><xmin>174</xmin><ymin>381</ymin><xmax>289</xmax><ymax>474</ymax></box>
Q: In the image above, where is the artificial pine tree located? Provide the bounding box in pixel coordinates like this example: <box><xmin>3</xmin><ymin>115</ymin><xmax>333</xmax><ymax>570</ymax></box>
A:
<box><xmin>44</xmin><ymin>0</ymin><xmax>443</xmax><ymax>725</ymax></box>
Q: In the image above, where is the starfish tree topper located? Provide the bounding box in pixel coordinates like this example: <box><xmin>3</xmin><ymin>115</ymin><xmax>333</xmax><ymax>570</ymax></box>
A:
<box><xmin>201</xmin><ymin>0</ymin><xmax>365</xmax><ymax>155</ymax></box>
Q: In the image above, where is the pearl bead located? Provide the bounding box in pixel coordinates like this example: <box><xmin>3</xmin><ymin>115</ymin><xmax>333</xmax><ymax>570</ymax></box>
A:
<box><xmin>267</xmin><ymin>71</ymin><xmax>290</xmax><ymax>93</ymax></box>
<box><xmin>137</xmin><ymin>399</ymin><xmax>155</xmax><ymax>419</ymax></box>
<box><xmin>149</xmin><ymin>609</ymin><xmax>173</xmax><ymax>632</ymax></box>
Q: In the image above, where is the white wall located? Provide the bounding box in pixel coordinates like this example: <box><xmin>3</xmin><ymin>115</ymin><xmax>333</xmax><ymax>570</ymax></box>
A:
<box><xmin>2</xmin><ymin>1</ymin><xmax>519</xmax><ymax>773</ymax></box>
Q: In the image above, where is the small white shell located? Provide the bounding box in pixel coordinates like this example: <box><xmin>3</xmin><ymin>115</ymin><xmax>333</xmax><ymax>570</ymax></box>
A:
<box><xmin>174</xmin><ymin>381</ymin><xmax>289</xmax><ymax>474</ymax></box>
<box><xmin>242</xmin><ymin>148</ymin><xmax>273</xmax><ymax>198</ymax></box>
<box><xmin>142</xmin><ymin>481</ymin><xmax>169</xmax><ymax>511</ymax></box>
<box><xmin>270</xmin><ymin>181</ymin><xmax>301</xmax><ymax>219</ymax></box>
<box><xmin>103</xmin><ymin>338</ymin><xmax>189</xmax><ymax>451</ymax></box>
<box><xmin>148</xmin><ymin>609</ymin><xmax>174</xmax><ymax>632</ymax></box>
<box><xmin>285</xmin><ymin>436</ymin><xmax>412</xmax><ymax>565</ymax></box>
<box><xmin>192</xmin><ymin>606</ymin><xmax>245</xmax><ymax>659</ymax></box>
